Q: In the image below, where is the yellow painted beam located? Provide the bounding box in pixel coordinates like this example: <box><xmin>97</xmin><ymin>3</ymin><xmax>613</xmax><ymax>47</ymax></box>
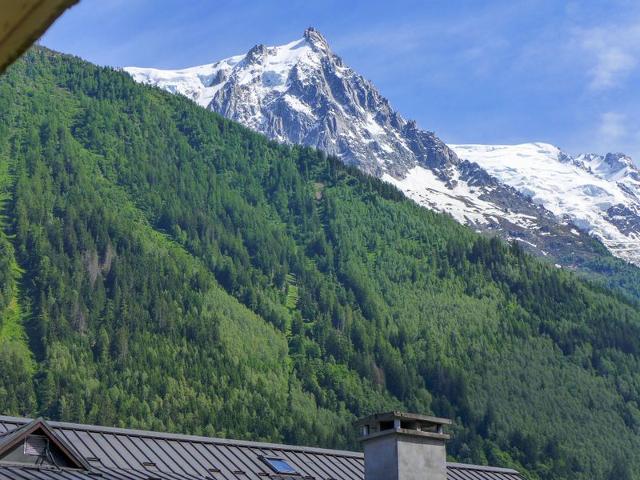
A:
<box><xmin>0</xmin><ymin>0</ymin><xmax>79</xmax><ymax>73</ymax></box>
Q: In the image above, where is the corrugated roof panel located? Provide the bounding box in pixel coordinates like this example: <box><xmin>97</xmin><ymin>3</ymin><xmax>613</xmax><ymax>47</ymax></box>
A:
<box><xmin>145</xmin><ymin>438</ymin><xmax>182</xmax><ymax>473</ymax></box>
<box><xmin>344</xmin><ymin>456</ymin><xmax>365</xmax><ymax>478</ymax></box>
<box><xmin>189</xmin><ymin>441</ymin><xmax>230</xmax><ymax>478</ymax></box>
<box><xmin>322</xmin><ymin>450</ymin><xmax>364</xmax><ymax>479</ymax></box>
<box><xmin>137</xmin><ymin>436</ymin><xmax>177</xmax><ymax>472</ymax></box>
<box><xmin>229</xmin><ymin>445</ymin><xmax>271</xmax><ymax>478</ymax></box>
<box><xmin>168</xmin><ymin>438</ymin><xmax>211</xmax><ymax>475</ymax></box>
<box><xmin>199</xmin><ymin>441</ymin><xmax>245</xmax><ymax>480</ymax></box>
<box><xmin>219</xmin><ymin>443</ymin><xmax>258</xmax><ymax>478</ymax></box>
<box><xmin>447</xmin><ymin>464</ymin><xmax>524</xmax><ymax>480</ymax></box>
<box><xmin>166</xmin><ymin>439</ymin><xmax>207</xmax><ymax>476</ymax></box>
<box><xmin>104</xmin><ymin>432</ymin><xmax>144</xmax><ymax>470</ymax></box>
<box><xmin>296</xmin><ymin>450</ymin><xmax>340</xmax><ymax>479</ymax></box>
<box><xmin>95</xmin><ymin>431</ymin><xmax>132</xmax><ymax>469</ymax></box>
<box><xmin>448</xmin><ymin>470</ymin><xmax>467</xmax><ymax>480</ymax></box>
<box><xmin>306</xmin><ymin>450</ymin><xmax>351</xmax><ymax>480</ymax></box>
<box><xmin>455</xmin><ymin>468</ymin><xmax>486</xmax><ymax>480</ymax></box>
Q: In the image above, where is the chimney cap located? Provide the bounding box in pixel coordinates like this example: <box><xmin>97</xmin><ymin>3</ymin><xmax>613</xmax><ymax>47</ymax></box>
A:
<box><xmin>356</xmin><ymin>411</ymin><xmax>451</xmax><ymax>443</ymax></box>
<box><xmin>355</xmin><ymin>411</ymin><xmax>452</xmax><ymax>427</ymax></box>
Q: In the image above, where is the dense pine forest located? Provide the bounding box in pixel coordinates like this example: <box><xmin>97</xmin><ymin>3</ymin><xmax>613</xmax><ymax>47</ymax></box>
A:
<box><xmin>1</xmin><ymin>48</ymin><xmax>640</xmax><ymax>480</ymax></box>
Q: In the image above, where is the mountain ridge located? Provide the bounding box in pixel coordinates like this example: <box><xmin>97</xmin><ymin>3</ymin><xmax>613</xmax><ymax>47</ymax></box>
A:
<box><xmin>124</xmin><ymin>29</ymin><xmax>640</xmax><ymax>270</ymax></box>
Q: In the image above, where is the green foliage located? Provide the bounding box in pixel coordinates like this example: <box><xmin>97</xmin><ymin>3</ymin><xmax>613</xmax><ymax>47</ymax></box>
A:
<box><xmin>1</xmin><ymin>47</ymin><xmax>640</xmax><ymax>479</ymax></box>
<box><xmin>285</xmin><ymin>274</ymin><xmax>299</xmax><ymax>311</ymax></box>
<box><xmin>0</xmin><ymin>136</ymin><xmax>35</xmax><ymax>415</ymax></box>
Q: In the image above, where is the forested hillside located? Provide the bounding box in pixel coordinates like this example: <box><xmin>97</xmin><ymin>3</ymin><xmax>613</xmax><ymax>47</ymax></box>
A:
<box><xmin>1</xmin><ymin>48</ymin><xmax>640</xmax><ymax>480</ymax></box>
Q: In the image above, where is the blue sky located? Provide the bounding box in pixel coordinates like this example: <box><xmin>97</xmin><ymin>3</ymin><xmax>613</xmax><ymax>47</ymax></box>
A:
<box><xmin>41</xmin><ymin>0</ymin><xmax>640</xmax><ymax>159</ymax></box>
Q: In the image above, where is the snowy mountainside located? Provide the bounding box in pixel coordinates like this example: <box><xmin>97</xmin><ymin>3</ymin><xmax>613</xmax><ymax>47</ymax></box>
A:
<box><xmin>125</xmin><ymin>29</ymin><xmax>638</xmax><ymax>267</ymax></box>
<box><xmin>450</xmin><ymin>143</ymin><xmax>640</xmax><ymax>265</ymax></box>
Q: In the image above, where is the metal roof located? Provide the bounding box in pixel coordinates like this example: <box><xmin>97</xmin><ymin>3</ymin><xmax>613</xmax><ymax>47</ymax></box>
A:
<box><xmin>0</xmin><ymin>415</ymin><xmax>524</xmax><ymax>480</ymax></box>
<box><xmin>447</xmin><ymin>463</ymin><xmax>524</xmax><ymax>480</ymax></box>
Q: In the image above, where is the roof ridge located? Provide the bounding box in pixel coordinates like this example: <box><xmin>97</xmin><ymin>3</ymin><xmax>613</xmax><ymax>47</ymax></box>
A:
<box><xmin>0</xmin><ymin>415</ymin><xmax>363</xmax><ymax>458</ymax></box>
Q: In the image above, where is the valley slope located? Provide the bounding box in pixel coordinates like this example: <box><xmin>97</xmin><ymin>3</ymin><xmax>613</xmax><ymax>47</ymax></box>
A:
<box><xmin>1</xmin><ymin>48</ymin><xmax>640</xmax><ymax>480</ymax></box>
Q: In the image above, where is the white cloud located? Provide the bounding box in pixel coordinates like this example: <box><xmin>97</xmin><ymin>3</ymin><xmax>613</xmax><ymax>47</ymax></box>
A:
<box><xmin>575</xmin><ymin>23</ymin><xmax>640</xmax><ymax>90</ymax></box>
<box><xmin>599</xmin><ymin>112</ymin><xmax>627</xmax><ymax>142</ymax></box>
<box><xmin>591</xmin><ymin>47</ymin><xmax>636</xmax><ymax>89</ymax></box>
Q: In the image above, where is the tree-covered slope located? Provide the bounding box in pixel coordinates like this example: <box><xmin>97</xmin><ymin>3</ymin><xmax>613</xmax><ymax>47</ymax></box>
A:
<box><xmin>1</xmin><ymin>48</ymin><xmax>640</xmax><ymax>480</ymax></box>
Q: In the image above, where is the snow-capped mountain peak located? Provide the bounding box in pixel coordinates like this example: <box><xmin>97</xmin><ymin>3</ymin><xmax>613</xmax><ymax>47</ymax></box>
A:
<box><xmin>302</xmin><ymin>26</ymin><xmax>332</xmax><ymax>53</ymax></box>
<box><xmin>125</xmin><ymin>28</ymin><xmax>455</xmax><ymax>178</ymax></box>
<box><xmin>576</xmin><ymin>152</ymin><xmax>639</xmax><ymax>183</ymax></box>
<box><xmin>125</xmin><ymin>30</ymin><xmax>640</xmax><ymax>267</ymax></box>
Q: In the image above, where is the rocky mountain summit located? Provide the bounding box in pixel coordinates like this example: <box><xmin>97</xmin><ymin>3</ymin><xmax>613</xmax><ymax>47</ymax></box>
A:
<box><xmin>126</xmin><ymin>28</ymin><xmax>456</xmax><ymax>178</ymax></box>
<box><xmin>125</xmin><ymin>29</ymin><xmax>640</xmax><ymax>266</ymax></box>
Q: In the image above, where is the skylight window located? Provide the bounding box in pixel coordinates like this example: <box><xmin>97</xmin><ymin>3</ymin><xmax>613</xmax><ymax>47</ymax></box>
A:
<box><xmin>262</xmin><ymin>457</ymin><xmax>298</xmax><ymax>475</ymax></box>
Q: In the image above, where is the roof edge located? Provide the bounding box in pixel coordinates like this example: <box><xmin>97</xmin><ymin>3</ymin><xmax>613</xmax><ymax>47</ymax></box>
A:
<box><xmin>446</xmin><ymin>462</ymin><xmax>521</xmax><ymax>474</ymax></box>
<box><xmin>0</xmin><ymin>415</ymin><xmax>363</xmax><ymax>459</ymax></box>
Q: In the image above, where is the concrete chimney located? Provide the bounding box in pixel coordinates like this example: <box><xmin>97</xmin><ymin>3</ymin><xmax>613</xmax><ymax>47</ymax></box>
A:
<box><xmin>357</xmin><ymin>411</ymin><xmax>451</xmax><ymax>480</ymax></box>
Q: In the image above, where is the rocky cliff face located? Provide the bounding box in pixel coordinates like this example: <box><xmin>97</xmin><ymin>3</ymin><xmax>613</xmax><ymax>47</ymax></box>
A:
<box><xmin>125</xmin><ymin>29</ymin><xmax>640</xmax><ymax>267</ymax></box>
